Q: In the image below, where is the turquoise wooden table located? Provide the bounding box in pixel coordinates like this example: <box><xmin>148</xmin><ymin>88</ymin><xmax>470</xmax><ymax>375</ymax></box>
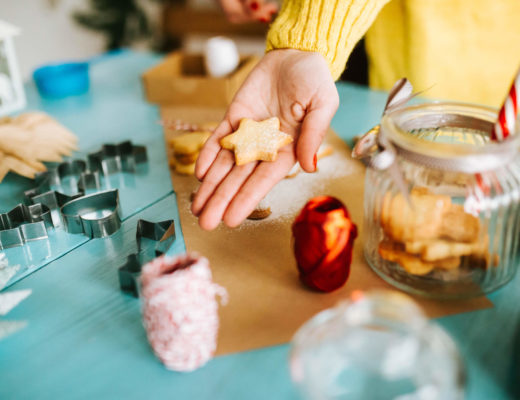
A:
<box><xmin>0</xmin><ymin>51</ymin><xmax>518</xmax><ymax>400</ymax></box>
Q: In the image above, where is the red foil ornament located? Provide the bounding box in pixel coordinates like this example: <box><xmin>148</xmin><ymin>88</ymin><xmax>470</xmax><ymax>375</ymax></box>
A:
<box><xmin>292</xmin><ymin>196</ymin><xmax>358</xmax><ymax>292</ymax></box>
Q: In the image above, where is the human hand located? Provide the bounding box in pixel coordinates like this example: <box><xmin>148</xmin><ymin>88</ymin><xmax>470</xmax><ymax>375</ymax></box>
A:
<box><xmin>192</xmin><ymin>49</ymin><xmax>339</xmax><ymax>230</ymax></box>
<box><xmin>216</xmin><ymin>0</ymin><xmax>278</xmax><ymax>23</ymax></box>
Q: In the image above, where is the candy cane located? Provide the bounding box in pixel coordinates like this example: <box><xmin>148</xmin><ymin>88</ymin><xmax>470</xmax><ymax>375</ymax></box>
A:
<box><xmin>491</xmin><ymin>66</ymin><xmax>520</xmax><ymax>141</ymax></box>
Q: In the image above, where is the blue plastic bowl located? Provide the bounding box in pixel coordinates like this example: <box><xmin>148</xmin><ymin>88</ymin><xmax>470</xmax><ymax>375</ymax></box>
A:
<box><xmin>33</xmin><ymin>62</ymin><xmax>90</xmax><ymax>99</ymax></box>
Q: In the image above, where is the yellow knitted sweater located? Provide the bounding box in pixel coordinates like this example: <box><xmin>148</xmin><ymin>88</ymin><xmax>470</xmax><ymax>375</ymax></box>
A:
<box><xmin>267</xmin><ymin>0</ymin><xmax>520</xmax><ymax>107</ymax></box>
<box><xmin>266</xmin><ymin>0</ymin><xmax>389</xmax><ymax>80</ymax></box>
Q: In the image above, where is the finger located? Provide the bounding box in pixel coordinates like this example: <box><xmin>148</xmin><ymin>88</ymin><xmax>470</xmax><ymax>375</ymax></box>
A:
<box><xmin>219</xmin><ymin>0</ymin><xmax>252</xmax><ymax>23</ymax></box>
<box><xmin>244</xmin><ymin>0</ymin><xmax>260</xmax><ymax>14</ymax></box>
<box><xmin>197</xmin><ymin>160</ymin><xmax>258</xmax><ymax>230</ymax></box>
<box><xmin>195</xmin><ymin>119</ymin><xmax>233</xmax><ymax>181</ymax></box>
<box><xmin>296</xmin><ymin>95</ymin><xmax>339</xmax><ymax>172</ymax></box>
<box><xmin>254</xmin><ymin>1</ymin><xmax>278</xmax><ymax>22</ymax></box>
<box><xmin>191</xmin><ymin>148</ymin><xmax>235</xmax><ymax>217</ymax></box>
<box><xmin>223</xmin><ymin>150</ymin><xmax>294</xmax><ymax>227</ymax></box>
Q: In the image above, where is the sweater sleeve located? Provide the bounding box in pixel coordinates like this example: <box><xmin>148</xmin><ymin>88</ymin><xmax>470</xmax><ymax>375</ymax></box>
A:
<box><xmin>266</xmin><ymin>0</ymin><xmax>389</xmax><ymax>80</ymax></box>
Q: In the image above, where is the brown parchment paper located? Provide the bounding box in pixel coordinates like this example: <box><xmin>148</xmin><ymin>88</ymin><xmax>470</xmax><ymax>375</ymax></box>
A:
<box><xmin>161</xmin><ymin>106</ymin><xmax>492</xmax><ymax>356</ymax></box>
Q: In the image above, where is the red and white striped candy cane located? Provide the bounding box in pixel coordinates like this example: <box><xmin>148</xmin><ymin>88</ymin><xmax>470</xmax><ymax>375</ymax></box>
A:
<box><xmin>491</xmin><ymin>66</ymin><xmax>520</xmax><ymax>141</ymax></box>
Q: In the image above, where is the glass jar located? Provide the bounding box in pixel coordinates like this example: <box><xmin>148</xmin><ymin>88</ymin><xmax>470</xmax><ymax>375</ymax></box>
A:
<box><xmin>363</xmin><ymin>102</ymin><xmax>520</xmax><ymax>299</ymax></box>
<box><xmin>290</xmin><ymin>290</ymin><xmax>465</xmax><ymax>400</ymax></box>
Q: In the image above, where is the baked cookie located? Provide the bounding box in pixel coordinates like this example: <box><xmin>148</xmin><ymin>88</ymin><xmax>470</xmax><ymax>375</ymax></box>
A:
<box><xmin>169</xmin><ymin>131</ymin><xmax>211</xmax><ymax>155</ymax></box>
<box><xmin>404</xmin><ymin>235</ymin><xmax>488</xmax><ymax>262</ymax></box>
<box><xmin>162</xmin><ymin>120</ymin><xmax>219</xmax><ymax>133</ymax></box>
<box><xmin>174</xmin><ymin>161</ymin><xmax>196</xmax><ymax>176</ymax></box>
<box><xmin>169</xmin><ymin>131</ymin><xmax>211</xmax><ymax>176</ymax></box>
<box><xmin>378</xmin><ymin>240</ymin><xmax>461</xmax><ymax>275</ymax></box>
<box><xmin>378</xmin><ymin>186</ymin><xmax>488</xmax><ymax>274</ymax></box>
<box><xmin>220</xmin><ymin>117</ymin><xmax>293</xmax><ymax>166</ymax></box>
<box><xmin>174</xmin><ymin>152</ymin><xmax>199</xmax><ymax>165</ymax></box>
<box><xmin>380</xmin><ymin>187</ymin><xmax>479</xmax><ymax>243</ymax></box>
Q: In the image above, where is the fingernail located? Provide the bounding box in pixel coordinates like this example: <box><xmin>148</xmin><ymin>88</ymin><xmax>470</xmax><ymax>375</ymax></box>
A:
<box><xmin>250</xmin><ymin>1</ymin><xmax>259</xmax><ymax>10</ymax></box>
<box><xmin>313</xmin><ymin>154</ymin><xmax>317</xmax><ymax>171</ymax></box>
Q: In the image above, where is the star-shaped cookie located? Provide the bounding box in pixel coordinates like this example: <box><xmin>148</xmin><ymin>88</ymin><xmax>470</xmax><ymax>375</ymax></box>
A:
<box><xmin>220</xmin><ymin>117</ymin><xmax>293</xmax><ymax>165</ymax></box>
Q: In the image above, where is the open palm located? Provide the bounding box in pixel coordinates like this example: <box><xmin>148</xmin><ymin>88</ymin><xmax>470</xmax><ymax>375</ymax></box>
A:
<box><xmin>192</xmin><ymin>49</ymin><xmax>339</xmax><ymax>230</ymax></box>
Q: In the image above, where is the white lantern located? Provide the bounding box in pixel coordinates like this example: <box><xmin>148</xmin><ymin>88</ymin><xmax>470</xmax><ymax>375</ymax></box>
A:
<box><xmin>0</xmin><ymin>20</ymin><xmax>26</xmax><ymax>117</ymax></box>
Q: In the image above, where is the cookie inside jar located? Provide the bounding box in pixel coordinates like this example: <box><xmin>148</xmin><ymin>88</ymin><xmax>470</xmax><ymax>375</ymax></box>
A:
<box><xmin>363</xmin><ymin>102</ymin><xmax>520</xmax><ymax>299</ymax></box>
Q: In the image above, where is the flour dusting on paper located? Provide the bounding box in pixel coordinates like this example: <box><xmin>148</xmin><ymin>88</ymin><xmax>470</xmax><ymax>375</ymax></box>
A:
<box><xmin>241</xmin><ymin>149</ymin><xmax>356</xmax><ymax>228</ymax></box>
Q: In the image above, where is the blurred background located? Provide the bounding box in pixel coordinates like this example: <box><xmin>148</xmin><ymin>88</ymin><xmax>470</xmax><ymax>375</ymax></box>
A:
<box><xmin>1</xmin><ymin>0</ymin><xmax>366</xmax><ymax>83</ymax></box>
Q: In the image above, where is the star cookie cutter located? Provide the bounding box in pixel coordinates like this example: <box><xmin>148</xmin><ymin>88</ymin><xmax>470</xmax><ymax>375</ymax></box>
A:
<box><xmin>88</xmin><ymin>141</ymin><xmax>147</xmax><ymax>175</ymax></box>
<box><xmin>0</xmin><ymin>203</ymin><xmax>53</xmax><ymax>249</ymax></box>
<box><xmin>136</xmin><ymin>219</ymin><xmax>176</xmax><ymax>256</ymax></box>
<box><xmin>118</xmin><ymin>254</ymin><xmax>142</xmax><ymax>297</ymax></box>
<box><xmin>118</xmin><ymin>219</ymin><xmax>176</xmax><ymax>297</ymax></box>
<box><xmin>60</xmin><ymin>189</ymin><xmax>122</xmax><ymax>238</ymax></box>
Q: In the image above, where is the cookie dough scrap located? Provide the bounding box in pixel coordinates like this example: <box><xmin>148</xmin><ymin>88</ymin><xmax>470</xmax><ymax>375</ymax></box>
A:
<box><xmin>220</xmin><ymin>117</ymin><xmax>293</xmax><ymax>166</ymax></box>
<box><xmin>247</xmin><ymin>206</ymin><xmax>271</xmax><ymax>220</ymax></box>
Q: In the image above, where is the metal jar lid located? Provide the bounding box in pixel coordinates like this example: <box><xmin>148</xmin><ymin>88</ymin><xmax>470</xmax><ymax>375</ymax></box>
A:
<box><xmin>381</xmin><ymin>102</ymin><xmax>520</xmax><ymax>173</ymax></box>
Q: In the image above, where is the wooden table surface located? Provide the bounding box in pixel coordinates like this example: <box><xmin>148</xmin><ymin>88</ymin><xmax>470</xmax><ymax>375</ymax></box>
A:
<box><xmin>0</xmin><ymin>50</ymin><xmax>518</xmax><ymax>400</ymax></box>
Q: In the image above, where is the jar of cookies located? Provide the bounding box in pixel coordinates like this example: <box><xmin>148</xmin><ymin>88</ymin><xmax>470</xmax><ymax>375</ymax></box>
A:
<box><xmin>359</xmin><ymin>102</ymin><xmax>520</xmax><ymax>299</ymax></box>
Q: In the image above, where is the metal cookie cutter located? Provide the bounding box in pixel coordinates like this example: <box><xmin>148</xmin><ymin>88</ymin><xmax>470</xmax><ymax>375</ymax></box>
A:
<box><xmin>29</xmin><ymin>160</ymin><xmax>101</xmax><ymax>197</ymax></box>
<box><xmin>88</xmin><ymin>141</ymin><xmax>147</xmax><ymax>175</ymax></box>
<box><xmin>0</xmin><ymin>203</ymin><xmax>53</xmax><ymax>249</ymax></box>
<box><xmin>118</xmin><ymin>219</ymin><xmax>176</xmax><ymax>297</ymax></box>
<box><xmin>24</xmin><ymin>160</ymin><xmax>102</xmax><ymax>227</ymax></box>
<box><xmin>26</xmin><ymin>189</ymin><xmax>82</xmax><ymax>211</ymax></box>
<box><xmin>136</xmin><ymin>219</ymin><xmax>176</xmax><ymax>256</ymax></box>
<box><xmin>60</xmin><ymin>189</ymin><xmax>122</xmax><ymax>238</ymax></box>
<box><xmin>25</xmin><ymin>159</ymin><xmax>102</xmax><ymax>208</ymax></box>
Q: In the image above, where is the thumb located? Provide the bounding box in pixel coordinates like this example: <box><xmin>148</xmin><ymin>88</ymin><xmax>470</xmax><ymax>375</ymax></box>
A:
<box><xmin>296</xmin><ymin>99</ymin><xmax>338</xmax><ymax>172</ymax></box>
